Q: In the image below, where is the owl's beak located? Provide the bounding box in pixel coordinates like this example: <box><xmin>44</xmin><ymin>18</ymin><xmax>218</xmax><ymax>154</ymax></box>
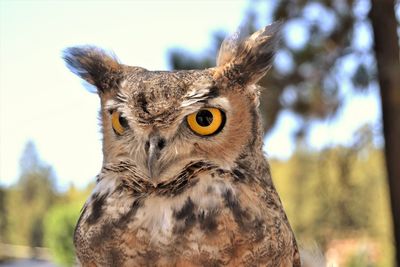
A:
<box><xmin>146</xmin><ymin>134</ymin><xmax>166</xmax><ymax>179</ymax></box>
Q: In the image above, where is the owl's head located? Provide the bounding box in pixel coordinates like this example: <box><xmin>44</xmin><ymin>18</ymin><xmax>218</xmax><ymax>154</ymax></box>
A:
<box><xmin>64</xmin><ymin>24</ymin><xmax>280</xmax><ymax>182</ymax></box>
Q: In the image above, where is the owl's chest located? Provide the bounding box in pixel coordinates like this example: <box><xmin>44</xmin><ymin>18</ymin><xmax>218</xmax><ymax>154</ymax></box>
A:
<box><xmin>74</xmin><ymin>177</ymin><xmax>298</xmax><ymax>266</ymax></box>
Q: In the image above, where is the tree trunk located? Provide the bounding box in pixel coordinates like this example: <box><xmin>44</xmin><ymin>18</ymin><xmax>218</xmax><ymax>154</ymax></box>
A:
<box><xmin>370</xmin><ymin>0</ymin><xmax>400</xmax><ymax>266</ymax></box>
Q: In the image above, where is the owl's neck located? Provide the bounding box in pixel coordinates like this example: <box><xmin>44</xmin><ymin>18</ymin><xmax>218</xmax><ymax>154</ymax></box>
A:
<box><xmin>231</xmin><ymin>106</ymin><xmax>272</xmax><ymax>187</ymax></box>
<box><xmin>233</xmin><ymin>145</ymin><xmax>272</xmax><ymax>188</ymax></box>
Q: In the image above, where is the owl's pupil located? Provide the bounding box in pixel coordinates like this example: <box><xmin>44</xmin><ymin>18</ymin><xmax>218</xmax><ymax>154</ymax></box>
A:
<box><xmin>119</xmin><ymin>115</ymin><xmax>129</xmax><ymax>129</ymax></box>
<box><xmin>196</xmin><ymin>110</ymin><xmax>213</xmax><ymax>127</ymax></box>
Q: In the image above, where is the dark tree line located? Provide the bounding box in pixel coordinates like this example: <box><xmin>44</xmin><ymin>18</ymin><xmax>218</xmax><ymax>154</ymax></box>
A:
<box><xmin>370</xmin><ymin>0</ymin><xmax>400</xmax><ymax>265</ymax></box>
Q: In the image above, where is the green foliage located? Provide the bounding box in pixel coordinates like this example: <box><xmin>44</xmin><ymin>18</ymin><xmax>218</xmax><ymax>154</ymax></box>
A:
<box><xmin>42</xmin><ymin>183</ymin><xmax>90</xmax><ymax>266</ymax></box>
<box><xmin>5</xmin><ymin>141</ymin><xmax>57</xmax><ymax>246</ymax></box>
<box><xmin>270</xmin><ymin>128</ymin><xmax>394</xmax><ymax>266</ymax></box>
<box><xmin>44</xmin><ymin>201</ymin><xmax>82</xmax><ymax>267</ymax></box>
<box><xmin>0</xmin><ymin>187</ymin><xmax>7</xmax><ymax>242</ymax></box>
<box><xmin>346</xmin><ymin>251</ymin><xmax>375</xmax><ymax>267</ymax></box>
<box><xmin>1</xmin><ymin>141</ymin><xmax>92</xmax><ymax>264</ymax></box>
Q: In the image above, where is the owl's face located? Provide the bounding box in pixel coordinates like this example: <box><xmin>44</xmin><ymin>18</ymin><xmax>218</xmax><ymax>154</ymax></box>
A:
<box><xmin>64</xmin><ymin>24</ymin><xmax>280</xmax><ymax>182</ymax></box>
<box><xmin>100</xmin><ymin>69</ymin><xmax>258</xmax><ymax>182</ymax></box>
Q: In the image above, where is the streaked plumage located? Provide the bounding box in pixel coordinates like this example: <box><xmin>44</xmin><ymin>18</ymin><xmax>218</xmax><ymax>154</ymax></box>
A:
<box><xmin>64</xmin><ymin>23</ymin><xmax>301</xmax><ymax>267</ymax></box>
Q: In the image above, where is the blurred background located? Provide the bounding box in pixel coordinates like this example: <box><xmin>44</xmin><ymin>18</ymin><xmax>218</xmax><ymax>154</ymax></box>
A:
<box><xmin>0</xmin><ymin>0</ymin><xmax>399</xmax><ymax>266</ymax></box>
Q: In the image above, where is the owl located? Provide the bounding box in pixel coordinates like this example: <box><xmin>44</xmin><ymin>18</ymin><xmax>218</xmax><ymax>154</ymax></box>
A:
<box><xmin>64</xmin><ymin>23</ymin><xmax>301</xmax><ymax>267</ymax></box>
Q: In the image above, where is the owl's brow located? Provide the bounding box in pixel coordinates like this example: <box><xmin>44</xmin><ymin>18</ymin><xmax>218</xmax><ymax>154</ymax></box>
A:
<box><xmin>204</xmin><ymin>96</ymin><xmax>230</xmax><ymax>109</ymax></box>
<box><xmin>181</xmin><ymin>86</ymin><xmax>219</xmax><ymax>108</ymax></box>
<box><xmin>104</xmin><ymin>100</ymin><xmax>117</xmax><ymax>111</ymax></box>
<box><xmin>104</xmin><ymin>85</ymin><xmax>220</xmax><ymax>114</ymax></box>
<box><xmin>203</xmin><ymin>86</ymin><xmax>220</xmax><ymax>99</ymax></box>
<box><xmin>104</xmin><ymin>94</ymin><xmax>127</xmax><ymax>111</ymax></box>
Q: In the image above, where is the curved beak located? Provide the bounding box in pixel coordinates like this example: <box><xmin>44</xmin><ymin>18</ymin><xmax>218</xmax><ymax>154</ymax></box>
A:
<box><xmin>146</xmin><ymin>134</ymin><xmax>166</xmax><ymax>179</ymax></box>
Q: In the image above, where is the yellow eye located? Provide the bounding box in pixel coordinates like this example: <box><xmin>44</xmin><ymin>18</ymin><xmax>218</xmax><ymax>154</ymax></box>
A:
<box><xmin>187</xmin><ymin>108</ymin><xmax>225</xmax><ymax>136</ymax></box>
<box><xmin>111</xmin><ymin>111</ymin><xmax>129</xmax><ymax>135</ymax></box>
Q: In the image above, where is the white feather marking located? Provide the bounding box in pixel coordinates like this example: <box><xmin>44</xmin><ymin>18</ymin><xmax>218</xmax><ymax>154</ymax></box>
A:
<box><xmin>207</xmin><ymin>96</ymin><xmax>230</xmax><ymax>108</ymax></box>
<box><xmin>181</xmin><ymin>87</ymin><xmax>210</xmax><ymax>107</ymax></box>
<box><xmin>93</xmin><ymin>175</ymin><xmax>118</xmax><ymax>195</ymax></box>
<box><xmin>181</xmin><ymin>78</ymin><xmax>213</xmax><ymax>107</ymax></box>
<box><xmin>119</xmin><ymin>79</ymin><xmax>127</xmax><ymax>88</ymax></box>
<box><xmin>105</xmin><ymin>99</ymin><xmax>118</xmax><ymax>110</ymax></box>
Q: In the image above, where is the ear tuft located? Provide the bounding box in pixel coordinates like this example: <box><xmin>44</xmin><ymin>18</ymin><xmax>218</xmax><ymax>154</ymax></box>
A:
<box><xmin>216</xmin><ymin>22</ymin><xmax>282</xmax><ymax>85</ymax></box>
<box><xmin>216</xmin><ymin>26</ymin><xmax>247</xmax><ymax>67</ymax></box>
<box><xmin>63</xmin><ymin>46</ymin><xmax>123</xmax><ymax>93</ymax></box>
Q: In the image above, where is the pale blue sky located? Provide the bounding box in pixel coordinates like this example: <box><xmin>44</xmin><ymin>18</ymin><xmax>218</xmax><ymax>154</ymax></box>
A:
<box><xmin>0</xmin><ymin>0</ymin><xmax>380</xmax><ymax>190</ymax></box>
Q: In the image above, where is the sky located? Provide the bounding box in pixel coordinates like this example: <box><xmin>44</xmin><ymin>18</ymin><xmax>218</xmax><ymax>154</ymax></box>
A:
<box><xmin>0</xmin><ymin>0</ymin><xmax>381</xmax><ymax>191</ymax></box>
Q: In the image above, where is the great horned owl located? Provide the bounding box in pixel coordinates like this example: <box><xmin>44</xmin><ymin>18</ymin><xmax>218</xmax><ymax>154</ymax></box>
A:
<box><xmin>64</xmin><ymin>23</ymin><xmax>301</xmax><ymax>267</ymax></box>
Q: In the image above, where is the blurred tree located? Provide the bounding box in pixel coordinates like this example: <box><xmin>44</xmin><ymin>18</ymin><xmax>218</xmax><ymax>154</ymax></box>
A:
<box><xmin>346</xmin><ymin>252</ymin><xmax>371</xmax><ymax>267</ymax></box>
<box><xmin>168</xmin><ymin>1</ymin><xmax>382</xmax><ymax>134</ymax></box>
<box><xmin>5</xmin><ymin>141</ymin><xmax>57</xmax><ymax>249</ymax></box>
<box><xmin>43</xmin><ymin>183</ymin><xmax>90</xmax><ymax>266</ymax></box>
<box><xmin>168</xmin><ymin>31</ymin><xmax>226</xmax><ymax>71</ymax></box>
<box><xmin>0</xmin><ymin>187</ymin><xmax>6</xmax><ymax>242</ymax></box>
<box><xmin>370</xmin><ymin>0</ymin><xmax>400</xmax><ymax>265</ymax></box>
<box><xmin>44</xmin><ymin>201</ymin><xmax>81</xmax><ymax>267</ymax></box>
<box><xmin>271</xmin><ymin>125</ymin><xmax>393</xmax><ymax>266</ymax></box>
